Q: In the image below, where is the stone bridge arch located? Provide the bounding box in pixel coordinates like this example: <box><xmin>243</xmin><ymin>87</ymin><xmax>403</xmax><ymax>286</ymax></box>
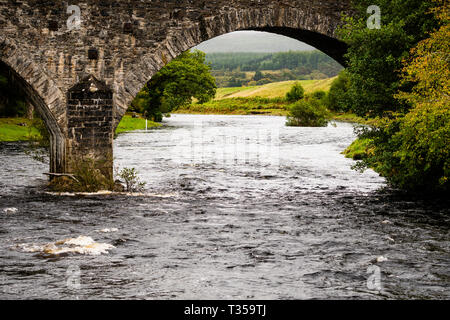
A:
<box><xmin>0</xmin><ymin>0</ymin><xmax>353</xmax><ymax>179</ymax></box>
<box><xmin>118</xmin><ymin>5</ymin><xmax>350</xmax><ymax>124</ymax></box>
<box><xmin>0</xmin><ymin>36</ymin><xmax>66</xmax><ymax>173</ymax></box>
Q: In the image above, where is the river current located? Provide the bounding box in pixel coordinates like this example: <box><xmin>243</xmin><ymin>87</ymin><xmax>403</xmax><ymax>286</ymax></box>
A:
<box><xmin>0</xmin><ymin>114</ymin><xmax>448</xmax><ymax>299</ymax></box>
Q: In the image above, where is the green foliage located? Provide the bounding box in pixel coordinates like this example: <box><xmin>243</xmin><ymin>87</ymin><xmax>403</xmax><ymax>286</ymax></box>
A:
<box><xmin>310</xmin><ymin>90</ymin><xmax>326</xmax><ymax>101</ymax></box>
<box><xmin>118</xmin><ymin>167</ymin><xmax>146</xmax><ymax>192</ymax></box>
<box><xmin>206</xmin><ymin>51</ymin><xmax>342</xmax><ymax>74</ymax></box>
<box><xmin>356</xmin><ymin>111</ymin><xmax>449</xmax><ymax>192</ymax></box>
<box><xmin>255</xmin><ymin>78</ymin><xmax>271</xmax><ymax>86</ymax></box>
<box><xmin>354</xmin><ymin>3</ymin><xmax>450</xmax><ymax>193</ymax></box>
<box><xmin>208</xmin><ymin>51</ymin><xmax>343</xmax><ymax>87</ymax></box>
<box><xmin>308</xmin><ymin>90</ymin><xmax>328</xmax><ymax>107</ymax></box>
<box><xmin>132</xmin><ymin>50</ymin><xmax>217</xmax><ymax>121</ymax></box>
<box><xmin>339</xmin><ymin>0</ymin><xmax>440</xmax><ymax>117</ymax></box>
<box><xmin>285</xmin><ymin>83</ymin><xmax>305</xmax><ymax>102</ymax></box>
<box><xmin>72</xmin><ymin>158</ymin><xmax>114</xmax><ymax>192</ymax></box>
<box><xmin>253</xmin><ymin>70</ymin><xmax>264</xmax><ymax>81</ymax></box>
<box><xmin>343</xmin><ymin>138</ymin><xmax>373</xmax><ymax>160</ymax></box>
<box><xmin>326</xmin><ymin>70</ymin><xmax>352</xmax><ymax>112</ymax></box>
<box><xmin>286</xmin><ymin>98</ymin><xmax>330</xmax><ymax>127</ymax></box>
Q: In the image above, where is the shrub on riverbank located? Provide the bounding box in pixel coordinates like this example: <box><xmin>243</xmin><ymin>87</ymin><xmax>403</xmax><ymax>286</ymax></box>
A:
<box><xmin>325</xmin><ymin>70</ymin><xmax>352</xmax><ymax>112</ymax></box>
<box><xmin>286</xmin><ymin>98</ymin><xmax>330</xmax><ymax>127</ymax></box>
<box><xmin>285</xmin><ymin>82</ymin><xmax>305</xmax><ymax>102</ymax></box>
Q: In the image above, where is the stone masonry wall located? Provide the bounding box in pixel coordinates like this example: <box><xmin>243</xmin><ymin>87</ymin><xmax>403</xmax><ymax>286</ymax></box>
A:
<box><xmin>67</xmin><ymin>75</ymin><xmax>113</xmax><ymax>177</ymax></box>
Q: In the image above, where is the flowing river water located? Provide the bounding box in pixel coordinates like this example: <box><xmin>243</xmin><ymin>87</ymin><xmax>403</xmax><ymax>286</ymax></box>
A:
<box><xmin>0</xmin><ymin>114</ymin><xmax>449</xmax><ymax>299</ymax></box>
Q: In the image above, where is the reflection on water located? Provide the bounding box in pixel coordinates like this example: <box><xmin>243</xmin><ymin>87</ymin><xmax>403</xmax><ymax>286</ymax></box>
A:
<box><xmin>0</xmin><ymin>114</ymin><xmax>449</xmax><ymax>299</ymax></box>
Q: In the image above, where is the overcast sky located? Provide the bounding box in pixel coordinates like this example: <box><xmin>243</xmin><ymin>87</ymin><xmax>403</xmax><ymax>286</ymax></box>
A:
<box><xmin>193</xmin><ymin>31</ymin><xmax>316</xmax><ymax>53</ymax></box>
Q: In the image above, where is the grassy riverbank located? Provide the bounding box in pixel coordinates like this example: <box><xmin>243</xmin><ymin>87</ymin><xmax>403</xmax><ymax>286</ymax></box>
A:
<box><xmin>115</xmin><ymin>115</ymin><xmax>161</xmax><ymax>134</ymax></box>
<box><xmin>175</xmin><ymin>79</ymin><xmax>371</xmax><ymax>125</ymax></box>
<box><xmin>0</xmin><ymin>115</ymin><xmax>161</xmax><ymax>142</ymax></box>
<box><xmin>0</xmin><ymin>118</ymin><xmax>41</xmax><ymax>141</ymax></box>
<box><xmin>176</xmin><ymin>80</ymin><xmax>331</xmax><ymax>116</ymax></box>
<box><xmin>175</xmin><ymin>97</ymin><xmax>289</xmax><ymax>116</ymax></box>
<box><xmin>342</xmin><ymin>138</ymin><xmax>373</xmax><ymax>160</ymax></box>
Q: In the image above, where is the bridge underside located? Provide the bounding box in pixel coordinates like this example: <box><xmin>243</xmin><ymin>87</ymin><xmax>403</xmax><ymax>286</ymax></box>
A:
<box><xmin>251</xmin><ymin>27</ymin><xmax>348</xmax><ymax>66</ymax></box>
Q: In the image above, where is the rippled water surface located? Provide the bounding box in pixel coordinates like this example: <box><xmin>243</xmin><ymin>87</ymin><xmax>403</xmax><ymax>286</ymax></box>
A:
<box><xmin>0</xmin><ymin>114</ymin><xmax>449</xmax><ymax>299</ymax></box>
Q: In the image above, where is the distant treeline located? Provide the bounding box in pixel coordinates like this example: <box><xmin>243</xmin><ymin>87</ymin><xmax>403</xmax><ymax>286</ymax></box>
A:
<box><xmin>204</xmin><ymin>51</ymin><xmax>343</xmax><ymax>87</ymax></box>
<box><xmin>206</xmin><ymin>51</ymin><xmax>342</xmax><ymax>75</ymax></box>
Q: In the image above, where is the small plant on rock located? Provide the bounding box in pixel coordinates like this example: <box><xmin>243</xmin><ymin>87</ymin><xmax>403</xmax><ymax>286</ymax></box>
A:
<box><xmin>118</xmin><ymin>167</ymin><xmax>146</xmax><ymax>192</ymax></box>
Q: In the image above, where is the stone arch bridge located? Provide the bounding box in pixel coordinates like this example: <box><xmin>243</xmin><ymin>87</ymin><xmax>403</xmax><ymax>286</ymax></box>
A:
<box><xmin>0</xmin><ymin>0</ymin><xmax>352</xmax><ymax>178</ymax></box>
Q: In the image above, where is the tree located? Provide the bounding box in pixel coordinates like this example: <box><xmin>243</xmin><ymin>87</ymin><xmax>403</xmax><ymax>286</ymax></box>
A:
<box><xmin>285</xmin><ymin>83</ymin><xmax>305</xmax><ymax>102</ymax></box>
<box><xmin>326</xmin><ymin>70</ymin><xmax>352</xmax><ymax>112</ymax></box>
<box><xmin>131</xmin><ymin>50</ymin><xmax>217</xmax><ymax>121</ymax></box>
<box><xmin>339</xmin><ymin>0</ymin><xmax>440</xmax><ymax>117</ymax></box>
<box><xmin>286</xmin><ymin>97</ymin><xmax>330</xmax><ymax>127</ymax></box>
<box><xmin>357</xmin><ymin>2</ymin><xmax>449</xmax><ymax>192</ymax></box>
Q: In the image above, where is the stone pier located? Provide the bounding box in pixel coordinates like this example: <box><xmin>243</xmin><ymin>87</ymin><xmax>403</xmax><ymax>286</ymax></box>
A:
<box><xmin>67</xmin><ymin>76</ymin><xmax>114</xmax><ymax>179</ymax></box>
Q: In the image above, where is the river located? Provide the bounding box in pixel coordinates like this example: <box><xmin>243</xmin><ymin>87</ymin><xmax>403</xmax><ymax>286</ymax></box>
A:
<box><xmin>0</xmin><ymin>114</ymin><xmax>449</xmax><ymax>299</ymax></box>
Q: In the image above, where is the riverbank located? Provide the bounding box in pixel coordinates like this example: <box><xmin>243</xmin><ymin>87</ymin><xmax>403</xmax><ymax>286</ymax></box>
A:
<box><xmin>175</xmin><ymin>99</ymin><xmax>372</xmax><ymax>125</ymax></box>
<box><xmin>115</xmin><ymin>115</ymin><xmax>162</xmax><ymax>134</ymax></box>
<box><xmin>174</xmin><ymin>78</ymin><xmax>373</xmax><ymax>125</ymax></box>
<box><xmin>0</xmin><ymin>115</ymin><xmax>161</xmax><ymax>142</ymax></box>
<box><xmin>0</xmin><ymin>118</ymin><xmax>40</xmax><ymax>141</ymax></box>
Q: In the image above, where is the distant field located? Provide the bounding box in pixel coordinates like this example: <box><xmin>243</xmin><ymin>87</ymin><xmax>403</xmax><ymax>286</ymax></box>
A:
<box><xmin>175</xmin><ymin>77</ymin><xmax>338</xmax><ymax>116</ymax></box>
<box><xmin>215</xmin><ymin>77</ymin><xmax>336</xmax><ymax>100</ymax></box>
<box><xmin>115</xmin><ymin>115</ymin><xmax>161</xmax><ymax>134</ymax></box>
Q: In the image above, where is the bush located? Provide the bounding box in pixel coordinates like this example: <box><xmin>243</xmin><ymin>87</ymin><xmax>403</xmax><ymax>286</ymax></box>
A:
<box><xmin>356</xmin><ymin>108</ymin><xmax>449</xmax><ymax>193</ymax></box>
<box><xmin>118</xmin><ymin>167</ymin><xmax>146</xmax><ymax>192</ymax></box>
<box><xmin>311</xmin><ymin>90</ymin><xmax>327</xmax><ymax>101</ymax></box>
<box><xmin>285</xmin><ymin>83</ymin><xmax>305</xmax><ymax>102</ymax></box>
<box><xmin>309</xmin><ymin>90</ymin><xmax>328</xmax><ymax>107</ymax></box>
<box><xmin>326</xmin><ymin>70</ymin><xmax>351</xmax><ymax>112</ymax></box>
<box><xmin>286</xmin><ymin>98</ymin><xmax>330</xmax><ymax>127</ymax></box>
